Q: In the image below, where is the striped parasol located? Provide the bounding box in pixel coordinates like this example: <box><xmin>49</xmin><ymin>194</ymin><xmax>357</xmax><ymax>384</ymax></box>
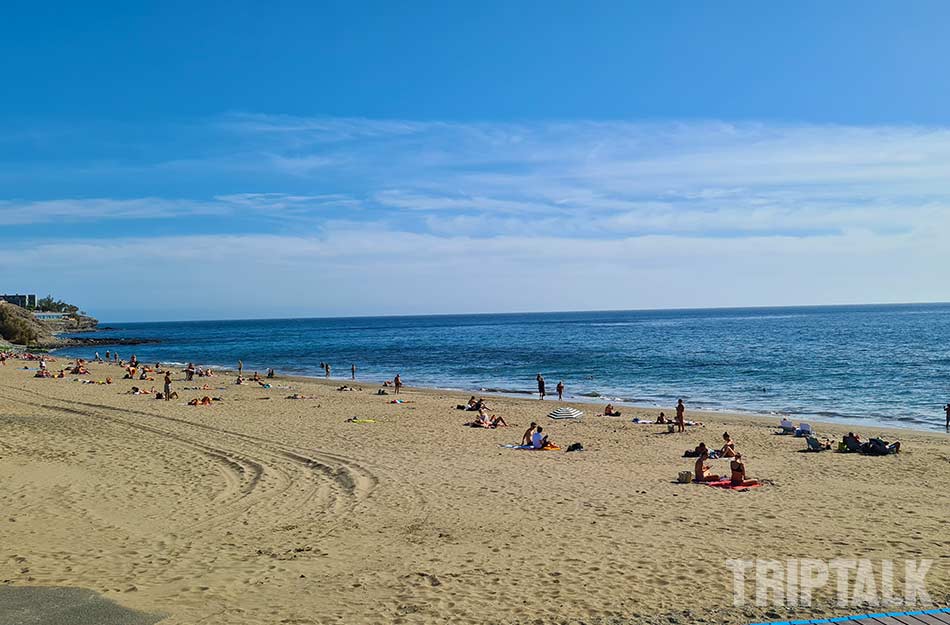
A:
<box><xmin>547</xmin><ymin>406</ymin><xmax>583</xmax><ymax>419</ymax></box>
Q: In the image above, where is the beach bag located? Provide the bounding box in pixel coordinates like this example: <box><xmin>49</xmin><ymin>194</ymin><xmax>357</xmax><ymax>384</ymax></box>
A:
<box><xmin>566</xmin><ymin>442</ymin><xmax>584</xmax><ymax>452</ymax></box>
<box><xmin>667</xmin><ymin>424</ymin><xmax>675</xmax><ymax>433</ymax></box>
<box><xmin>677</xmin><ymin>471</ymin><xmax>693</xmax><ymax>483</ymax></box>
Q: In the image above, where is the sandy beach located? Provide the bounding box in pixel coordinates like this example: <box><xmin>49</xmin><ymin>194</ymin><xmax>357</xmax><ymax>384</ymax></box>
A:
<box><xmin>1</xmin><ymin>359</ymin><xmax>948</xmax><ymax>625</ymax></box>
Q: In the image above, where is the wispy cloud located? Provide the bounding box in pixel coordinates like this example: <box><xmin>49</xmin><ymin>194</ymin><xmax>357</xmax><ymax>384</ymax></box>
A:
<box><xmin>4</xmin><ymin>114</ymin><xmax>950</xmax><ymax>316</ymax></box>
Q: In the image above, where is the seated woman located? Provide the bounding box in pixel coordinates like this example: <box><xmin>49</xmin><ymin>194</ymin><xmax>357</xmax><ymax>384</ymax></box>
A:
<box><xmin>694</xmin><ymin>448</ymin><xmax>720</xmax><ymax>482</ymax></box>
<box><xmin>719</xmin><ymin>432</ymin><xmax>737</xmax><ymax>458</ymax></box>
<box><xmin>603</xmin><ymin>403</ymin><xmax>622</xmax><ymax>417</ymax></box>
<box><xmin>730</xmin><ymin>453</ymin><xmax>758</xmax><ymax>486</ymax></box>
<box><xmin>656</xmin><ymin>412</ymin><xmax>667</xmax><ymax>424</ymax></box>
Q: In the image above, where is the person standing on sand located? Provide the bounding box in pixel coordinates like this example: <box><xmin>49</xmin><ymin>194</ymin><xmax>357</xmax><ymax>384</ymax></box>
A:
<box><xmin>238</xmin><ymin>360</ymin><xmax>243</xmax><ymax>376</ymax></box>
<box><xmin>394</xmin><ymin>374</ymin><xmax>402</xmax><ymax>394</ymax></box>
<box><xmin>163</xmin><ymin>372</ymin><xmax>172</xmax><ymax>401</ymax></box>
<box><xmin>351</xmin><ymin>364</ymin><xmax>356</xmax><ymax>380</ymax></box>
<box><xmin>676</xmin><ymin>399</ymin><xmax>686</xmax><ymax>433</ymax></box>
<box><xmin>556</xmin><ymin>380</ymin><xmax>565</xmax><ymax>401</ymax></box>
<box><xmin>536</xmin><ymin>374</ymin><xmax>546</xmax><ymax>400</ymax></box>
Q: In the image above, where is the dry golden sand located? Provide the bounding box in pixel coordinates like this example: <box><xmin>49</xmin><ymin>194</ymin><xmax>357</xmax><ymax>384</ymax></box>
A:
<box><xmin>0</xmin><ymin>360</ymin><xmax>948</xmax><ymax>624</ymax></box>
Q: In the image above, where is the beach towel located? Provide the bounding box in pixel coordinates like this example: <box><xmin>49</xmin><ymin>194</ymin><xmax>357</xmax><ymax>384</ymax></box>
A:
<box><xmin>499</xmin><ymin>444</ymin><xmax>561</xmax><ymax>451</ymax></box>
<box><xmin>702</xmin><ymin>479</ymin><xmax>762</xmax><ymax>490</ymax></box>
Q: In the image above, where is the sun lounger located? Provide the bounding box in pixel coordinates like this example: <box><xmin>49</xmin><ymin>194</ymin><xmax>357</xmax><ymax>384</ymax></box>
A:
<box><xmin>804</xmin><ymin>435</ymin><xmax>830</xmax><ymax>452</ymax></box>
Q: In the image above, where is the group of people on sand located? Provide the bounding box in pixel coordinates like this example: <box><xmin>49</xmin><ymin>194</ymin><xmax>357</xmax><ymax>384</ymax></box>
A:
<box><xmin>689</xmin><ymin>432</ymin><xmax>756</xmax><ymax>486</ymax></box>
<box><xmin>459</xmin><ymin>397</ymin><xmax>510</xmax><ymax>428</ymax></box>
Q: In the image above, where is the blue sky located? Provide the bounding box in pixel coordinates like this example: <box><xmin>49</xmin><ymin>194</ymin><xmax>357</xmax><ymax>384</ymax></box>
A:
<box><xmin>2</xmin><ymin>1</ymin><xmax>949</xmax><ymax>320</ymax></box>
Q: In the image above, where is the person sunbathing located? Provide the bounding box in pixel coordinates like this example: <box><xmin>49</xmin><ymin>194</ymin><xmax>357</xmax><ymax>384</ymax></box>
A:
<box><xmin>865</xmin><ymin>437</ymin><xmax>901</xmax><ymax>455</ymax></box>
<box><xmin>729</xmin><ymin>453</ymin><xmax>757</xmax><ymax>486</ymax></box>
<box><xmin>684</xmin><ymin>442</ymin><xmax>708</xmax><ymax>458</ymax></box>
<box><xmin>842</xmin><ymin>432</ymin><xmax>863</xmax><ymax>452</ymax></box>
<box><xmin>466</xmin><ymin>396</ymin><xmax>478</xmax><ymax>410</ymax></box>
<box><xmin>472</xmin><ymin>407</ymin><xmax>508</xmax><ymax>428</ymax></box>
<box><xmin>604</xmin><ymin>404</ymin><xmax>622</xmax><ymax>416</ymax></box>
<box><xmin>521</xmin><ymin>422</ymin><xmax>538</xmax><ymax>446</ymax></box>
<box><xmin>656</xmin><ymin>412</ymin><xmax>667</xmax><ymax>424</ymax></box>
<box><xmin>694</xmin><ymin>449</ymin><xmax>720</xmax><ymax>482</ymax></box>
<box><xmin>719</xmin><ymin>432</ymin><xmax>737</xmax><ymax>458</ymax></box>
<box><xmin>188</xmin><ymin>396</ymin><xmax>214</xmax><ymax>406</ymax></box>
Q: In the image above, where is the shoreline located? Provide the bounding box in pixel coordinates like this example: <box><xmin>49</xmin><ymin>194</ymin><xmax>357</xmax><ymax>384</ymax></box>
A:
<box><xmin>46</xmin><ymin>345</ymin><xmax>950</xmax><ymax>435</ymax></box>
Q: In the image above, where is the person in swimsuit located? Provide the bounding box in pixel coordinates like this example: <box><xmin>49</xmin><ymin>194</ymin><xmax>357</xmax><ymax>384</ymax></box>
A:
<box><xmin>730</xmin><ymin>453</ymin><xmax>757</xmax><ymax>486</ymax></box>
<box><xmin>945</xmin><ymin>403</ymin><xmax>950</xmax><ymax>430</ymax></box>
<box><xmin>394</xmin><ymin>374</ymin><xmax>402</xmax><ymax>394</ymax></box>
<box><xmin>694</xmin><ymin>447</ymin><xmax>719</xmax><ymax>482</ymax></box>
<box><xmin>656</xmin><ymin>412</ymin><xmax>667</xmax><ymax>424</ymax></box>
<box><xmin>719</xmin><ymin>432</ymin><xmax>737</xmax><ymax>458</ymax></box>
<box><xmin>163</xmin><ymin>372</ymin><xmax>172</xmax><ymax>401</ymax></box>
<box><xmin>604</xmin><ymin>404</ymin><xmax>621</xmax><ymax>416</ymax></box>
<box><xmin>675</xmin><ymin>399</ymin><xmax>686</xmax><ymax>433</ymax></box>
<box><xmin>556</xmin><ymin>381</ymin><xmax>564</xmax><ymax>401</ymax></box>
<box><xmin>536</xmin><ymin>374</ymin><xmax>546</xmax><ymax>400</ymax></box>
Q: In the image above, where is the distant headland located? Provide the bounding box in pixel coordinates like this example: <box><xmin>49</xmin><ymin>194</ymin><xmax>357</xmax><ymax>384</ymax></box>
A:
<box><xmin>0</xmin><ymin>294</ymin><xmax>154</xmax><ymax>349</ymax></box>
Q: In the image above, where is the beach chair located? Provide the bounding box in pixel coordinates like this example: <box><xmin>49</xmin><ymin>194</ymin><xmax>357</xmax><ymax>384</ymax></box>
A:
<box><xmin>842</xmin><ymin>436</ymin><xmax>864</xmax><ymax>453</ymax></box>
<box><xmin>793</xmin><ymin>423</ymin><xmax>812</xmax><ymax>437</ymax></box>
<box><xmin>804</xmin><ymin>435</ymin><xmax>830</xmax><ymax>452</ymax></box>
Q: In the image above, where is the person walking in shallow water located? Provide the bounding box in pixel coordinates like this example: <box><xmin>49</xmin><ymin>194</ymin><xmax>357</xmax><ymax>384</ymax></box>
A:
<box><xmin>945</xmin><ymin>403</ymin><xmax>950</xmax><ymax>430</ymax></box>
<box><xmin>676</xmin><ymin>398</ymin><xmax>686</xmax><ymax>433</ymax></box>
<box><xmin>238</xmin><ymin>360</ymin><xmax>243</xmax><ymax>376</ymax></box>
<box><xmin>351</xmin><ymin>364</ymin><xmax>356</xmax><ymax>380</ymax></box>
<box><xmin>325</xmin><ymin>363</ymin><xmax>331</xmax><ymax>378</ymax></box>
<box><xmin>536</xmin><ymin>374</ymin><xmax>546</xmax><ymax>400</ymax></box>
<box><xmin>556</xmin><ymin>380</ymin><xmax>564</xmax><ymax>401</ymax></box>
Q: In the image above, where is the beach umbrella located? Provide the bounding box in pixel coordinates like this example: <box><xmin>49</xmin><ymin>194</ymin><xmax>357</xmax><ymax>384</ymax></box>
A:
<box><xmin>547</xmin><ymin>406</ymin><xmax>583</xmax><ymax>419</ymax></box>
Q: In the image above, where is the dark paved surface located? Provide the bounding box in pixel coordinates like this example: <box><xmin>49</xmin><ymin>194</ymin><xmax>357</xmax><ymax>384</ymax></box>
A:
<box><xmin>0</xmin><ymin>586</ymin><xmax>165</xmax><ymax>625</ymax></box>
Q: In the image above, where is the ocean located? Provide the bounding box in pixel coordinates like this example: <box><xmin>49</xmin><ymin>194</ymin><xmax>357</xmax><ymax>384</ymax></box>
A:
<box><xmin>55</xmin><ymin>303</ymin><xmax>950</xmax><ymax>431</ymax></box>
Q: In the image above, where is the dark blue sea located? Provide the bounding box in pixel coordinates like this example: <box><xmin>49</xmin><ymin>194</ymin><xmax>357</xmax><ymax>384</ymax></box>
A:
<box><xmin>57</xmin><ymin>304</ymin><xmax>950</xmax><ymax>431</ymax></box>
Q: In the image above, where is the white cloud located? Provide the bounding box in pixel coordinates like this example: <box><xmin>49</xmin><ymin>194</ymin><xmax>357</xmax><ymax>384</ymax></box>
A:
<box><xmin>5</xmin><ymin>116</ymin><xmax>950</xmax><ymax>315</ymax></box>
